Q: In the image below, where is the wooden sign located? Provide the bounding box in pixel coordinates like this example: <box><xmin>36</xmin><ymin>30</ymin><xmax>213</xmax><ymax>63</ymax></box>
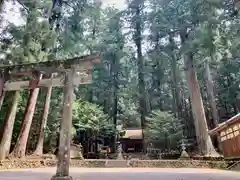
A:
<box><xmin>4</xmin><ymin>73</ymin><xmax>92</xmax><ymax>91</ymax></box>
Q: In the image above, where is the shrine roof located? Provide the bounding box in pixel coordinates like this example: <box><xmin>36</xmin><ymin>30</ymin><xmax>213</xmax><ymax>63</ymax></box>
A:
<box><xmin>121</xmin><ymin>128</ymin><xmax>143</xmax><ymax>140</ymax></box>
<box><xmin>209</xmin><ymin>113</ymin><xmax>240</xmax><ymax>135</ymax></box>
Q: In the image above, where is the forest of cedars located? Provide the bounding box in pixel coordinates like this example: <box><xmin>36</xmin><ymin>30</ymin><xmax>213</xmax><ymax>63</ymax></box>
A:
<box><xmin>0</xmin><ymin>0</ymin><xmax>239</xmax><ymax>159</ymax></box>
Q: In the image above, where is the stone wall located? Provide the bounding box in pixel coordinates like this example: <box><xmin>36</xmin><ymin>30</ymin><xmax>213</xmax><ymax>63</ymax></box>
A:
<box><xmin>0</xmin><ymin>159</ymin><xmax>230</xmax><ymax>170</ymax></box>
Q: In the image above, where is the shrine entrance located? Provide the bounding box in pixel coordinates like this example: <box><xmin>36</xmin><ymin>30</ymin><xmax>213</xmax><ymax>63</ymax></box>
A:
<box><xmin>0</xmin><ymin>55</ymin><xmax>100</xmax><ymax>180</ymax></box>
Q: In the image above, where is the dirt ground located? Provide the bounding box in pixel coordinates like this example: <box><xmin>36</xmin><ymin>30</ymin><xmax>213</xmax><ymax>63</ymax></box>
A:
<box><xmin>0</xmin><ymin>168</ymin><xmax>240</xmax><ymax>180</ymax></box>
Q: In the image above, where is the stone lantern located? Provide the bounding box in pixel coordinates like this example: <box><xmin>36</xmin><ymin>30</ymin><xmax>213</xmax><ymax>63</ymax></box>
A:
<box><xmin>116</xmin><ymin>125</ymin><xmax>126</xmax><ymax>160</ymax></box>
<box><xmin>179</xmin><ymin>140</ymin><xmax>190</xmax><ymax>159</ymax></box>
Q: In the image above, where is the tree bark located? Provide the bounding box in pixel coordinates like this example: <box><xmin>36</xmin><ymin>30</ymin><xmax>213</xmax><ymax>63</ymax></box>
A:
<box><xmin>0</xmin><ymin>91</ymin><xmax>20</xmax><ymax>160</ymax></box>
<box><xmin>112</xmin><ymin>53</ymin><xmax>119</xmax><ymax>128</ymax></box>
<box><xmin>0</xmin><ymin>72</ymin><xmax>6</xmax><ymax>110</ymax></box>
<box><xmin>0</xmin><ymin>0</ymin><xmax>3</xmax><ymax>12</ymax></box>
<box><xmin>11</xmin><ymin>74</ymin><xmax>42</xmax><ymax>158</ymax></box>
<box><xmin>204</xmin><ymin>61</ymin><xmax>219</xmax><ymax>127</ymax></box>
<box><xmin>169</xmin><ymin>34</ymin><xmax>182</xmax><ymax>118</ymax></box>
<box><xmin>171</xmin><ymin>81</ymin><xmax>177</xmax><ymax>117</ymax></box>
<box><xmin>87</xmin><ymin>9</ymin><xmax>97</xmax><ymax>103</ymax></box>
<box><xmin>180</xmin><ymin>28</ymin><xmax>219</xmax><ymax>156</ymax></box>
<box><xmin>183</xmin><ymin>52</ymin><xmax>219</xmax><ymax>156</ymax></box>
<box><xmin>33</xmin><ymin>85</ymin><xmax>53</xmax><ymax>156</ymax></box>
<box><xmin>134</xmin><ymin>2</ymin><xmax>147</xmax><ymax>151</ymax></box>
<box><xmin>0</xmin><ymin>91</ymin><xmax>5</xmax><ymax>110</ymax></box>
<box><xmin>0</xmin><ymin>74</ymin><xmax>6</xmax><ymax>141</ymax></box>
<box><xmin>111</xmin><ymin>52</ymin><xmax>119</xmax><ymax>153</ymax></box>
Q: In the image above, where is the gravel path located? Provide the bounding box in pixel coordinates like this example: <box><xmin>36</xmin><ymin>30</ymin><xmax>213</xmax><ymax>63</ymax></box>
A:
<box><xmin>0</xmin><ymin>168</ymin><xmax>239</xmax><ymax>180</ymax></box>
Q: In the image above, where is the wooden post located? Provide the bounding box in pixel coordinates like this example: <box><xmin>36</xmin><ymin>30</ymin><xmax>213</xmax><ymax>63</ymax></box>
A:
<box><xmin>51</xmin><ymin>68</ymin><xmax>74</xmax><ymax>180</ymax></box>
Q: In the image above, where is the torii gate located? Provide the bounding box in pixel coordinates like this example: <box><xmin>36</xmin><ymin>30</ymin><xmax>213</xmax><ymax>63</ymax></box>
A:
<box><xmin>0</xmin><ymin>55</ymin><xmax>100</xmax><ymax>180</ymax></box>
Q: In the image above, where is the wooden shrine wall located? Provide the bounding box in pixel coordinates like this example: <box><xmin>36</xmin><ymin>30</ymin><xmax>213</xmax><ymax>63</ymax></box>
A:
<box><xmin>219</xmin><ymin>120</ymin><xmax>240</xmax><ymax>159</ymax></box>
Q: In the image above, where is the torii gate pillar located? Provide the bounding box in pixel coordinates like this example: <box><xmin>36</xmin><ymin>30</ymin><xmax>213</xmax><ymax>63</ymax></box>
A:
<box><xmin>0</xmin><ymin>55</ymin><xmax>100</xmax><ymax>180</ymax></box>
<box><xmin>51</xmin><ymin>69</ymin><xmax>74</xmax><ymax>180</ymax></box>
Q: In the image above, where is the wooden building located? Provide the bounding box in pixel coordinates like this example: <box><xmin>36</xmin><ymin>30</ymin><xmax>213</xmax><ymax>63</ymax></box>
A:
<box><xmin>120</xmin><ymin>128</ymin><xmax>143</xmax><ymax>153</ymax></box>
<box><xmin>209</xmin><ymin>113</ymin><xmax>240</xmax><ymax>159</ymax></box>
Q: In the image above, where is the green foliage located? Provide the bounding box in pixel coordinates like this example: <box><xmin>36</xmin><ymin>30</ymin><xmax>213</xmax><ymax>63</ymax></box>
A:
<box><xmin>72</xmin><ymin>99</ymin><xmax>110</xmax><ymax>132</ymax></box>
<box><xmin>146</xmin><ymin>111</ymin><xmax>184</xmax><ymax>149</ymax></box>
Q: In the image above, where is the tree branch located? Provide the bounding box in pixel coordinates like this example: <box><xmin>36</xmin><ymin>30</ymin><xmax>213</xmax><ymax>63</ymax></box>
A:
<box><xmin>15</xmin><ymin>0</ymin><xmax>29</xmax><ymax>13</ymax></box>
<box><xmin>62</xmin><ymin>1</ymin><xmax>74</xmax><ymax>9</ymax></box>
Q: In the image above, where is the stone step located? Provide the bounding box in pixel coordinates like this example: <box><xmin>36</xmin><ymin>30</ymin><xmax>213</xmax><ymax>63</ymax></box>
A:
<box><xmin>105</xmin><ymin>160</ymin><xmax>129</xmax><ymax>168</ymax></box>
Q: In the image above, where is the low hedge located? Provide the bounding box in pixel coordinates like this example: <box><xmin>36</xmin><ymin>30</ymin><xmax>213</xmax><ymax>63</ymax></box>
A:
<box><xmin>0</xmin><ymin>159</ymin><xmax>229</xmax><ymax>170</ymax></box>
